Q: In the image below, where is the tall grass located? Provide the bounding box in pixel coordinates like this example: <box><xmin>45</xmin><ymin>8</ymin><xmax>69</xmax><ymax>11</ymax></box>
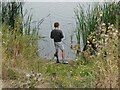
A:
<box><xmin>95</xmin><ymin>23</ymin><xmax>118</xmax><ymax>88</ymax></box>
<box><xmin>74</xmin><ymin>3</ymin><xmax>97</xmax><ymax>52</ymax></box>
<box><xmin>2</xmin><ymin>2</ymin><xmax>44</xmax><ymax>81</ymax></box>
<box><xmin>74</xmin><ymin>2</ymin><xmax>119</xmax><ymax>52</ymax></box>
<box><xmin>2</xmin><ymin>2</ymin><xmax>23</xmax><ymax>33</ymax></box>
<box><xmin>2</xmin><ymin>1</ymin><xmax>120</xmax><ymax>88</ymax></box>
<box><xmin>74</xmin><ymin>1</ymin><xmax>120</xmax><ymax>88</ymax></box>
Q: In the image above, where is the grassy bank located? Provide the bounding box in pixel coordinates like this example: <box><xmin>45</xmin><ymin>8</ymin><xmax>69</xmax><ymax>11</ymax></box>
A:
<box><xmin>2</xmin><ymin>55</ymin><xmax>96</xmax><ymax>88</ymax></box>
<box><xmin>2</xmin><ymin>1</ymin><xmax>119</xmax><ymax>88</ymax></box>
<box><xmin>3</xmin><ymin>21</ymin><xmax>119</xmax><ymax>88</ymax></box>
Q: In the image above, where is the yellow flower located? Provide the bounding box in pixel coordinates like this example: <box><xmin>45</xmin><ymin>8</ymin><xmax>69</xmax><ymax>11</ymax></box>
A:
<box><xmin>99</xmin><ymin>11</ymin><xmax>103</xmax><ymax>17</ymax></box>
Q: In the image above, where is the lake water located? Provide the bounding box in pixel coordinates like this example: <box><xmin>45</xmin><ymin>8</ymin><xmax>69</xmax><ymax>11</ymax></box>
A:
<box><xmin>24</xmin><ymin>2</ymin><xmax>89</xmax><ymax>60</ymax></box>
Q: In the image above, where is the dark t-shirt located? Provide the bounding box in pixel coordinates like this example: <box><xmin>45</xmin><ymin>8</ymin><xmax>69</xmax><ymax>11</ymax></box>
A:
<box><xmin>50</xmin><ymin>29</ymin><xmax>64</xmax><ymax>42</ymax></box>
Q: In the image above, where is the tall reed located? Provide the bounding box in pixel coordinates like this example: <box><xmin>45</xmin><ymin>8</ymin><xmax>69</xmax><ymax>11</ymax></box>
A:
<box><xmin>74</xmin><ymin>2</ymin><xmax>119</xmax><ymax>53</ymax></box>
<box><xmin>2</xmin><ymin>2</ymin><xmax>44</xmax><ymax>67</ymax></box>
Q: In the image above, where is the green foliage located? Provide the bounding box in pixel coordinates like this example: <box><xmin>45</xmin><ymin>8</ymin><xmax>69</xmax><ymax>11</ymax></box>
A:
<box><xmin>2</xmin><ymin>2</ymin><xmax>44</xmax><ymax>83</ymax></box>
<box><xmin>102</xmin><ymin>2</ymin><xmax>119</xmax><ymax>26</ymax></box>
<box><xmin>2</xmin><ymin>20</ymin><xmax>39</xmax><ymax>60</ymax></box>
<box><xmin>7</xmin><ymin>68</ymin><xmax>19</xmax><ymax>80</ymax></box>
<box><xmin>40</xmin><ymin>60</ymin><xmax>96</xmax><ymax>88</ymax></box>
<box><xmin>2</xmin><ymin>2</ymin><xmax>23</xmax><ymax>29</ymax></box>
<box><xmin>74</xmin><ymin>2</ymin><xmax>119</xmax><ymax>87</ymax></box>
<box><xmin>74</xmin><ymin>3</ymin><xmax>98</xmax><ymax>48</ymax></box>
<box><xmin>74</xmin><ymin>2</ymin><xmax>119</xmax><ymax>51</ymax></box>
<box><xmin>82</xmin><ymin>22</ymin><xmax>119</xmax><ymax>88</ymax></box>
<box><xmin>2</xmin><ymin>2</ymin><xmax>120</xmax><ymax>88</ymax></box>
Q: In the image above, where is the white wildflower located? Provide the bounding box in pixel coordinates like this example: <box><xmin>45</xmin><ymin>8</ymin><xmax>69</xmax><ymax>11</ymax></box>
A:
<box><xmin>87</xmin><ymin>40</ymin><xmax>90</xmax><ymax>44</ymax></box>
<box><xmin>93</xmin><ymin>39</ymin><xmax>95</xmax><ymax>42</ymax></box>
<box><xmin>113</xmin><ymin>32</ymin><xmax>117</xmax><ymax>36</ymax></box>
<box><xmin>33</xmin><ymin>74</ymin><xmax>35</xmax><ymax>77</ymax></box>
<box><xmin>26</xmin><ymin>73</ymin><xmax>31</xmax><ymax>78</ymax></box>
<box><xmin>108</xmin><ymin>26</ymin><xmax>112</xmax><ymax>30</ymax></box>
<box><xmin>3</xmin><ymin>41</ymin><xmax>6</xmax><ymax>44</ymax></box>
<box><xmin>70</xmin><ymin>71</ymin><xmax>72</xmax><ymax>73</ymax></box>
<box><xmin>97</xmin><ymin>53</ymin><xmax>100</xmax><ymax>55</ymax></box>
<box><xmin>112</xmin><ymin>28</ymin><xmax>115</xmax><ymax>32</ymax></box>
<box><xmin>108</xmin><ymin>23</ymin><xmax>110</xmax><ymax>26</ymax></box>
<box><xmin>115</xmin><ymin>30</ymin><xmax>118</xmax><ymax>33</ymax></box>
<box><xmin>104</xmin><ymin>35</ymin><xmax>109</xmax><ymax>37</ymax></box>
<box><xmin>75</xmin><ymin>58</ymin><xmax>78</xmax><ymax>61</ymax></box>
<box><xmin>111</xmin><ymin>24</ymin><xmax>114</xmax><ymax>27</ymax></box>
<box><xmin>102</xmin><ymin>23</ymin><xmax>106</xmax><ymax>26</ymax></box>
<box><xmin>11</xmin><ymin>81</ymin><xmax>14</xmax><ymax>84</ymax></box>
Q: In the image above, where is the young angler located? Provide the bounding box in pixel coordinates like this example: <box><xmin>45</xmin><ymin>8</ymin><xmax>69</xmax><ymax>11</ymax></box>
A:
<box><xmin>50</xmin><ymin>22</ymin><xmax>68</xmax><ymax>64</ymax></box>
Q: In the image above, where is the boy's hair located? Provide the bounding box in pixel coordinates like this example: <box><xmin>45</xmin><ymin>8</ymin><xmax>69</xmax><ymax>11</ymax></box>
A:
<box><xmin>54</xmin><ymin>22</ymin><xmax>59</xmax><ymax>28</ymax></box>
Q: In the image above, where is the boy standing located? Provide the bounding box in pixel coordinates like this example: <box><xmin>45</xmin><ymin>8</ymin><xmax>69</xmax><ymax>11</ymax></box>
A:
<box><xmin>50</xmin><ymin>22</ymin><xmax>68</xmax><ymax>64</ymax></box>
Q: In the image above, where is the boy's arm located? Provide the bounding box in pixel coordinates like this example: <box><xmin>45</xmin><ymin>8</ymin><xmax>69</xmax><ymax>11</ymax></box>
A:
<box><xmin>60</xmin><ymin>31</ymin><xmax>64</xmax><ymax>39</ymax></box>
<box><xmin>50</xmin><ymin>31</ymin><xmax>54</xmax><ymax>39</ymax></box>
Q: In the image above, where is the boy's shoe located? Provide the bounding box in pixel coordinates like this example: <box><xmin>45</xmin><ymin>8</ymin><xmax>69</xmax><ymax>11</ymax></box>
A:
<box><xmin>56</xmin><ymin>59</ymin><xmax>61</xmax><ymax>64</ymax></box>
<box><xmin>56</xmin><ymin>61</ymin><xmax>61</xmax><ymax>64</ymax></box>
<box><xmin>62</xmin><ymin>60</ymin><xmax>68</xmax><ymax>64</ymax></box>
